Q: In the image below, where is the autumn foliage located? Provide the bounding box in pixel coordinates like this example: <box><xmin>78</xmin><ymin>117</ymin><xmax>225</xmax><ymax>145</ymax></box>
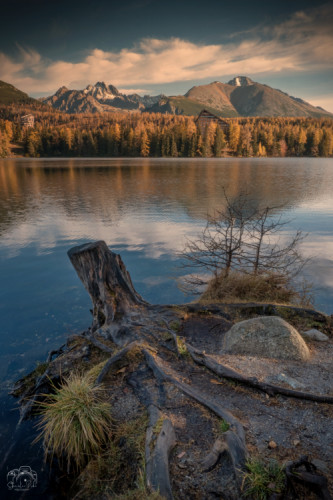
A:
<box><xmin>0</xmin><ymin>103</ymin><xmax>332</xmax><ymax>158</ymax></box>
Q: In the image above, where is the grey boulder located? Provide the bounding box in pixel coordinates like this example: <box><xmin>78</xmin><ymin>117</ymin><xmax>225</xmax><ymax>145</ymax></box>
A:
<box><xmin>223</xmin><ymin>316</ymin><xmax>310</xmax><ymax>361</ymax></box>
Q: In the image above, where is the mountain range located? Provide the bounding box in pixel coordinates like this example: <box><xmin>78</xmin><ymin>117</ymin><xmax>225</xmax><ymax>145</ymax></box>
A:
<box><xmin>41</xmin><ymin>76</ymin><xmax>332</xmax><ymax>118</ymax></box>
<box><xmin>1</xmin><ymin>77</ymin><xmax>332</xmax><ymax>118</ymax></box>
<box><xmin>42</xmin><ymin>82</ymin><xmax>163</xmax><ymax>114</ymax></box>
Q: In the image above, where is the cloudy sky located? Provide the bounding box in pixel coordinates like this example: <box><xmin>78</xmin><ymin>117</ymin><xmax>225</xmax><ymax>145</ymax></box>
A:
<box><xmin>1</xmin><ymin>0</ymin><xmax>332</xmax><ymax>111</ymax></box>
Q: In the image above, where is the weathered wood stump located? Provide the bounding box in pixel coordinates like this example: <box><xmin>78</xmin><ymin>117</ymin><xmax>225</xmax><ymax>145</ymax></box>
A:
<box><xmin>14</xmin><ymin>241</ymin><xmax>333</xmax><ymax>499</ymax></box>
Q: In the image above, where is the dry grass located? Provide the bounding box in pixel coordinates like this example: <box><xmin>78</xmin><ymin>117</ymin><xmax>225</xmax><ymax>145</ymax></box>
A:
<box><xmin>76</xmin><ymin>414</ymin><xmax>149</xmax><ymax>498</ymax></box>
<box><xmin>35</xmin><ymin>372</ymin><xmax>112</xmax><ymax>471</ymax></box>
<box><xmin>200</xmin><ymin>271</ymin><xmax>310</xmax><ymax>306</ymax></box>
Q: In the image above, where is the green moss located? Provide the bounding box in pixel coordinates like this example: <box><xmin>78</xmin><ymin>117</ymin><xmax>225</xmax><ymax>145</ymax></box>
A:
<box><xmin>219</xmin><ymin>419</ymin><xmax>230</xmax><ymax>433</ymax></box>
<box><xmin>86</xmin><ymin>359</ymin><xmax>109</xmax><ymax>381</ymax></box>
<box><xmin>169</xmin><ymin>321</ymin><xmax>181</xmax><ymax>333</ymax></box>
<box><xmin>176</xmin><ymin>336</ymin><xmax>190</xmax><ymax>358</ymax></box>
<box><xmin>35</xmin><ymin>361</ymin><xmax>48</xmax><ymax>376</ymax></box>
<box><xmin>149</xmin><ymin>417</ymin><xmax>165</xmax><ymax>453</ymax></box>
<box><xmin>12</xmin><ymin>361</ymin><xmax>49</xmax><ymax>397</ymax></box>
<box><xmin>153</xmin><ymin>417</ymin><xmax>164</xmax><ymax>436</ymax></box>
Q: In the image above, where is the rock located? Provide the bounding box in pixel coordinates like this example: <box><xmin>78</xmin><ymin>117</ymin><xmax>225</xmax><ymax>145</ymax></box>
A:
<box><xmin>222</xmin><ymin>316</ymin><xmax>310</xmax><ymax>361</ymax></box>
<box><xmin>268</xmin><ymin>440</ymin><xmax>277</xmax><ymax>449</ymax></box>
<box><xmin>265</xmin><ymin>373</ymin><xmax>306</xmax><ymax>390</ymax></box>
<box><xmin>312</xmin><ymin>458</ymin><xmax>328</xmax><ymax>473</ymax></box>
<box><xmin>301</xmin><ymin>329</ymin><xmax>329</xmax><ymax>342</ymax></box>
<box><xmin>293</xmin><ymin>439</ymin><xmax>300</xmax><ymax>446</ymax></box>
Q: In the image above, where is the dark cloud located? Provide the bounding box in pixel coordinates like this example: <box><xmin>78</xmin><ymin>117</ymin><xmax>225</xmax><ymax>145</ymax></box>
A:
<box><xmin>1</xmin><ymin>0</ymin><xmax>328</xmax><ymax>59</ymax></box>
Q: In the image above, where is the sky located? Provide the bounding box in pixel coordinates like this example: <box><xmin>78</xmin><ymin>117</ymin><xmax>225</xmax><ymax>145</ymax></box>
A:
<box><xmin>0</xmin><ymin>0</ymin><xmax>333</xmax><ymax>111</ymax></box>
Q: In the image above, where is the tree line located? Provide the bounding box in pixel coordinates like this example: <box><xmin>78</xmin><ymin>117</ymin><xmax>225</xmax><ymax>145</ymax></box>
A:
<box><xmin>0</xmin><ymin>103</ymin><xmax>332</xmax><ymax>158</ymax></box>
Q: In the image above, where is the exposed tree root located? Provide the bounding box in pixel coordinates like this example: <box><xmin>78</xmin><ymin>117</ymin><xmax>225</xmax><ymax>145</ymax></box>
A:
<box><xmin>143</xmin><ymin>349</ymin><xmax>248</xmax><ymax>489</ymax></box>
<box><xmin>187</xmin><ymin>343</ymin><xmax>333</xmax><ymax>404</ymax></box>
<box><xmin>46</xmin><ymin>343</ymin><xmax>66</xmax><ymax>363</ymax></box>
<box><xmin>146</xmin><ymin>407</ymin><xmax>176</xmax><ymax>500</ymax></box>
<box><xmin>201</xmin><ymin>438</ymin><xmax>227</xmax><ymax>472</ymax></box>
<box><xmin>126</xmin><ymin>367</ymin><xmax>176</xmax><ymax>498</ymax></box>
<box><xmin>286</xmin><ymin>456</ymin><xmax>332</xmax><ymax>500</ymax></box>
<box><xmin>85</xmin><ymin>331</ymin><xmax>114</xmax><ymax>354</ymax></box>
<box><xmin>95</xmin><ymin>341</ymin><xmax>143</xmax><ymax>384</ymax></box>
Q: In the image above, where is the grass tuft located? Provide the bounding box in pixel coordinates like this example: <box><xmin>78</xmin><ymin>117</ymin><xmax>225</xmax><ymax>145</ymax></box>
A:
<box><xmin>35</xmin><ymin>372</ymin><xmax>112</xmax><ymax>471</ymax></box>
<box><xmin>242</xmin><ymin>457</ymin><xmax>285</xmax><ymax>499</ymax></box>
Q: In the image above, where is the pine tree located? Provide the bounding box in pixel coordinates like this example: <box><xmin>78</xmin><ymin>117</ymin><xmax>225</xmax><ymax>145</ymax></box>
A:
<box><xmin>170</xmin><ymin>134</ymin><xmax>178</xmax><ymax>157</ymax></box>
<box><xmin>214</xmin><ymin>127</ymin><xmax>225</xmax><ymax>157</ymax></box>
<box><xmin>228</xmin><ymin>122</ymin><xmax>240</xmax><ymax>153</ymax></box>
<box><xmin>140</xmin><ymin>130</ymin><xmax>150</xmax><ymax>157</ymax></box>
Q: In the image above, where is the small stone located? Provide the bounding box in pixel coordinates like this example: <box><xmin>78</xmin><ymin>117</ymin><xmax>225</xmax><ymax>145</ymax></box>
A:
<box><xmin>301</xmin><ymin>329</ymin><xmax>329</xmax><ymax>342</ymax></box>
<box><xmin>293</xmin><ymin>439</ymin><xmax>300</xmax><ymax>446</ymax></box>
<box><xmin>268</xmin><ymin>440</ymin><xmax>277</xmax><ymax>449</ymax></box>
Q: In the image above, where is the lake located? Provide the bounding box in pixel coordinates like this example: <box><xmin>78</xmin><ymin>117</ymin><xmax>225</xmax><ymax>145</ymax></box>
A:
<box><xmin>1</xmin><ymin>157</ymin><xmax>333</xmax><ymax>495</ymax></box>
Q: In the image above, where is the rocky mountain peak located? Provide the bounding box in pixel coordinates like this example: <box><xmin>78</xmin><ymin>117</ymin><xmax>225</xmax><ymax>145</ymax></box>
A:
<box><xmin>56</xmin><ymin>86</ymin><xmax>69</xmax><ymax>95</ymax></box>
<box><xmin>228</xmin><ymin>76</ymin><xmax>254</xmax><ymax>87</ymax></box>
<box><xmin>83</xmin><ymin>82</ymin><xmax>120</xmax><ymax>100</ymax></box>
<box><xmin>95</xmin><ymin>81</ymin><xmax>108</xmax><ymax>89</ymax></box>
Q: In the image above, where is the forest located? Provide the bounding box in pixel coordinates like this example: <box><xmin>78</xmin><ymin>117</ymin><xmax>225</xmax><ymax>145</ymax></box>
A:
<box><xmin>0</xmin><ymin>103</ymin><xmax>332</xmax><ymax>158</ymax></box>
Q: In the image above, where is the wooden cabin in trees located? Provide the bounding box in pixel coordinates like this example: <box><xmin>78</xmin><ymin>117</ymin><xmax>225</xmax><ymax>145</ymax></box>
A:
<box><xmin>21</xmin><ymin>114</ymin><xmax>34</xmax><ymax>128</ymax></box>
<box><xmin>196</xmin><ymin>109</ymin><xmax>229</xmax><ymax>135</ymax></box>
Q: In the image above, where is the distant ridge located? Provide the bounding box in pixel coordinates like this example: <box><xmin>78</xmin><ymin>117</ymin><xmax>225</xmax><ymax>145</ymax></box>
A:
<box><xmin>0</xmin><ymin>80</ymin><xmax>37</xmax><ymax>105</ymax></box>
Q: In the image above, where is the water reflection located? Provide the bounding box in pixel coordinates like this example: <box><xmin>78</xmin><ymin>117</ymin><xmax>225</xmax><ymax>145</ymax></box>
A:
<box><xmin>1</xmin><ymin>159</ymin><xmax>333</xmax><ymax>297</ymax></box>
<box><xmin>1</xmin><ymin>158</ymin><xmax>332</xmax><ymax>230</ymax></box>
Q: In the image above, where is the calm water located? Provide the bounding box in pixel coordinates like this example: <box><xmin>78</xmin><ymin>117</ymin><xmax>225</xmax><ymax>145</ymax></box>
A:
<box><xmin>1</xmin><ymin>157</ymin><xmax>333</xmax><ymax>496</ymax></box>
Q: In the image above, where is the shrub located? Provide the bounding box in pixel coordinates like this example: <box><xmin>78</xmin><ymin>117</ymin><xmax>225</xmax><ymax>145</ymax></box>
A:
<box><xmin>200</xmin><ymin>270</ymin><xmax>310</xmax><ymax>305</ymax></box>
<box><xmin>35</xmin><ymin>372</ymin><xmax>112</xmax><ymax>470</ymax></box>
